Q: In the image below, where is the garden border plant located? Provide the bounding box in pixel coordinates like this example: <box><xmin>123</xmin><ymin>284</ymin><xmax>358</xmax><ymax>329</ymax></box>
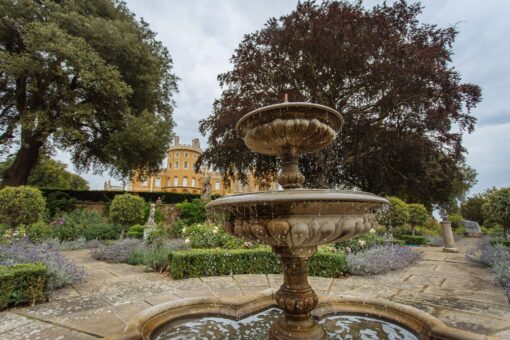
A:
<box><xmin>0</xmin><ymin>263</ymin><xmax>47</xmax><ymax>309</ymax></box>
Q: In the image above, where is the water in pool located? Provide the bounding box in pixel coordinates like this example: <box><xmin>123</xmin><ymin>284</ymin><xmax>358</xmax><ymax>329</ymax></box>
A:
<box><xmin>154</xmin><ymin>308</ymin><xmax>417</xmax><ymax>339</ymax></box>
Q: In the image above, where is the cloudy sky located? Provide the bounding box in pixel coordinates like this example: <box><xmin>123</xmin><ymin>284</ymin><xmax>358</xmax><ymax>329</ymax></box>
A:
<box><xmin>63</xmin><ymin>0</ymin><xmax>509</xmax><ymax>194</ymax></box>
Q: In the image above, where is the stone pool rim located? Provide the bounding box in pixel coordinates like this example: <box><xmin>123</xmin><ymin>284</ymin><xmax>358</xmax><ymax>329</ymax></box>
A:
<box><xmin>104</xmin><ymin>289</ymin><xmax>490</xmax><ymax>340</ymax></box>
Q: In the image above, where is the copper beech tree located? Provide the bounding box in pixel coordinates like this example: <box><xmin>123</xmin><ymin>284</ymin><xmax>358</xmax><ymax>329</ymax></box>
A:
<box><xmin>198</xmin><ymin>0</ymin><xmax>481</xmax><ymax>209</ymax></box>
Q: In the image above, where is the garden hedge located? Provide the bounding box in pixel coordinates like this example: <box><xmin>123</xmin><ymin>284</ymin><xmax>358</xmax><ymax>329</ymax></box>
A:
<box><xmin>490</xmin><ymin>239</ymin><xmax>510</xmax><ymax>248</ymax></box>
<box><xmin>40</xmin><ymin>188</ymin><xmax>202</xmax><ymax>204</ymax></box>
<box><xmin>0</xmin><ymin>263</ymin><xmax>47</xmax><ymax>309</ymax></box>
<box><xmin>168</xmin><ymin>248</ymin><xmax>348</xmax><ymax>280</ymax></box>
<box><xmin>398</xmin><ymin>235</ymin><xmax>428</xmax><ymax>246</ymax></box>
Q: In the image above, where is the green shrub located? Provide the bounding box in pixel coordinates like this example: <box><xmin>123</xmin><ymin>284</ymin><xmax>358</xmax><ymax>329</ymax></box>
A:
<box><xmin>51</xmin><ymin>210</ymin><xmax>119</xmax><ymax>241</ymax></box>
<box><xmin>45</xmin><ymin>191</ymin><xmax>76</xmax><ymax>217</ymax></box>
<box><xmin>448</xmin><ymin>214</ymin><xmax>463</xmax><ymax>230</ymax></box>
<box><xmin>377</xmin><ymin>196</ymin><xmax>410</xmax><ymax>231</ymax></box>
<box><xmin>0</xmin><ymin>186</ymin><xmax>46</xmax><ymax>237</ymax></box>
<box><xmin>183</xmin><ymin>223</ymin><xmax>243</xmax><ymax>249</ymax></box>
<box><xmin>168</xmin><ymin>248</ymin><xmax>348</xmax><ymax>280</ymax></box>
<box><xmin>169</xmin><ymin>219</ymin><xmax>187</xmax><ymax>238</ymax></box>
<box><xmin>175</xmin><ymin>199</ymin><xmax>206</xmax><ymax>224</ymax></box>
<box><xmin>490</xmin><ymin>240</ymin><xmax>510</xmax><ymax>248</ymax></box>
<box><xmin>335</xmin><ymin>231</ymin><xmax>381</xmax><ymax>253</ymax></box>
<box><xmin>484</xmin><ymin>188</ymin><xmax>510</xmax><ymax>240</ymax></box>
<box><xmin>0</xmin><ymin>263</ymin><xmax>47</xmax><ymax>309</ymax></box>
<box><xmin>110</xmin><ymin>194</ymin><xmax>145</xmax><ymax>239</ymax></box>
<box><xmin>126</xmin><ymin>224</ymin><xmax>144</xmax><ymax>239</ymax></box>
<box><xmin>408</xmin><ymin>203</ymin><xmax>428</xmax><ymax>235</ymax></box>
<box><xmin>39</xmin><ymin>188</ymin><xmax>200</xmax><ymax>204</ymax></box>
<box><xmin>25</xmin><ymin>221</ymin><xmax>54</xmax><ymax>242</ymax></box>
<box><xmin>169</xmin><ymin>248</ymin><xmax>280</xmax><ymax>279</ymax></box>
<box><xmin>398</xmin><ymin>235</ymin><xmax>428</xmax><ymax>245</ymax></box>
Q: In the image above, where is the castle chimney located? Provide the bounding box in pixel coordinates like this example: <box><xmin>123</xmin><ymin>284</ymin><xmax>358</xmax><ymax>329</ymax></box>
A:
<box><xmin>192</xmin><ymin>138</ymin><xmax>200</xmax><ymax>149</ymax></box>
<box><xmin>174</xmin><ymin>136</ymin><xmax>180</xmax><ymax>146</ymax></box>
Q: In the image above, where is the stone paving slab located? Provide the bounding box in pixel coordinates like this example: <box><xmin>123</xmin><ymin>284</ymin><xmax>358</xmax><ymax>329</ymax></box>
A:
<box><xmin>0</xmin><ymin>238</ymin><xmax>509</xmax><ymax>339</ymax></box>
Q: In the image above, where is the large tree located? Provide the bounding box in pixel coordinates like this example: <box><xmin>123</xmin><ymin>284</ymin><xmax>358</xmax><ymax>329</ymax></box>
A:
<box><xmin>0</xmin><ymin>0</ymin><xmax>178</xmax><ymax>186</ymax></box>
<box><xmin>198</xmin><ymin>0</ymin><xmax>481</xmax><ymax>208</ymax></box>
<box><xmin>0</xmin><ymin>154</ymin><xmax>89</xmax><ymax>190</ymax></box>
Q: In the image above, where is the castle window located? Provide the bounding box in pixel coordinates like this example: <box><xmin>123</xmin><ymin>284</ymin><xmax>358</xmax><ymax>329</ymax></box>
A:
<box><xmin>175</xmin><ymin>152</ymin><xmax>179</xmax><ymax>158</ymax></box>
<box><xmin>215</xmin><ymin>180</ymin><xmax>220</xmax><ymax>190</ymax></box>
<box><xmin>184</xmin><ymin>152</ymin><xmax>189</xmax><ymax>158</ymax></box>
<box><xmin>141</xmin><ymin>178</ymin><xmax>148</xmax><ymax>187</ymax></box>
<box><xmin>175</xmin><ymin>161</ymin><xmax>179</xmax><ymax>169</ymax></box>
<box><xmin>168</xmin><ymin>162</ymin><xmax>171</xmax><ymax>169</ymax></box>
<box><xmin>183</xmin><ymin>176</ymin><xmax>188</xmax><ymax>187</ymax></box>
<box><xmin>174</xmin><ymin>176</ymin><xmax>179</xmax><ymax>186</ymax></box>
<box><xmin>192</xmin><ymin>178</ymin><xmax>196</xmax><ymax>187</ymax></box>
<box><xmin>167</xmin><ymin>179</ymin><xmax>171</xmax><ymax>187</ymax></box>
<box><xmin>155</xmin><ymin>177</ymin><xmax>161</xmax><ymax>188</ymax></box>
<box><xmin>184</xmin><ymin>161</ymin><xmax>189</xmax><ymax>169</ymax></box>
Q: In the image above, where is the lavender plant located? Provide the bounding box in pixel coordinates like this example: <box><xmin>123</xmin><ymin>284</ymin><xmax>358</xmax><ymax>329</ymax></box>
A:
<box><xmin>91</xmin><ymin>238</ymin><xmax>143</xmax><ymax>263</ymax></box>
<box><xmin>0</xmin><ymin>239</ymin><xmax>85</xmax><ymax>291</ymax></box>
<box><xmin>467</xmin><ymin>239</ymin><xmax>510</xmax><ymax>302</ymax></box>
<box><xmin>347</xmin><ymin>244</ymin><xmax>421</xmax><ymax>275</ymax></box>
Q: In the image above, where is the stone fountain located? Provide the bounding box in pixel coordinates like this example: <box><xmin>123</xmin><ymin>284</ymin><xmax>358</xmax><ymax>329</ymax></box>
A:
<box><xmin>206</xmin><ymin>100</ymin><xmax>388</xmax><ymax>339</ymax></box>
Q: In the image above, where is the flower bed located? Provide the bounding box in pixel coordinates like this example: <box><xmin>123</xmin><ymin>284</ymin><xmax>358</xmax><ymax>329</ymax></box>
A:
<box><xmin>347</xmin><ymin>244</ymin><xmax>421</xmax><ymax>275</ymax></box>
<box><xmin>0</xmin><ymin>263</ymin><xmax>47</xmax><ymax>309</ymax></box>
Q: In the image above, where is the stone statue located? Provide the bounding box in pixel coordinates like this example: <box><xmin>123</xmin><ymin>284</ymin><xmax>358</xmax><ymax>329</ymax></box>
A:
<box><xmin>143</xmin><ymin>203</ymin><xmax>157</xmax><ymax>241</ymax></box>
<box><xmin>201</xmin><ymin>174</ymin><xmax>212</xmax><ymax>200</ymax></box>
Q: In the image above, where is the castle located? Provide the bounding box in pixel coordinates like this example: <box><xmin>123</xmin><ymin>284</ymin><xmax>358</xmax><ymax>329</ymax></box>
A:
<box><xmin>105</xmin><ymin>136</ymin><xmax>278</xmax><ymax>195</ymax></box>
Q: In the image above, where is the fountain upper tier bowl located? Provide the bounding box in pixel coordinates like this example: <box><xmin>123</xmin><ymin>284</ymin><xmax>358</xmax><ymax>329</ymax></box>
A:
<box><xmin>207</xmin><ymin>189</ymin><xmax>387</xmax><ymax>248</ymax></box>
<box><xmin>235</xmin><ymin>102</ymin><xmax>344</xmax><ymax>156</ymax></box>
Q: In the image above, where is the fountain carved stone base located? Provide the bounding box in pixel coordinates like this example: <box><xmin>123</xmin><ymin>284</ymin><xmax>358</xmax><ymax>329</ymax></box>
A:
<box><xmin>269</xmin><ymin>246</ymin><xmax>327</xmax><ymax>340</ymax></box>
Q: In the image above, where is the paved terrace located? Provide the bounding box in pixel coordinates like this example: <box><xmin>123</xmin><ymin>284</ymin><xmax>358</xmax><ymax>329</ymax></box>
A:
<box><xmin>0</xmin><ymin>238</ymin><xmax>509</xmax><ymax>339</ymax></box>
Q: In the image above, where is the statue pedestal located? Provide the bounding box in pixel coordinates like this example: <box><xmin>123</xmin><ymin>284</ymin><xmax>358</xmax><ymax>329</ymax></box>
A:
<box><xmin>441</xmin><ymin>221</ymin><xmax>458</xmax><ymax>253</ymax></box>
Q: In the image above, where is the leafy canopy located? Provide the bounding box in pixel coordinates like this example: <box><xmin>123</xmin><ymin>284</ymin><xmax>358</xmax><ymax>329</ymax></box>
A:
<box><xmin>198</xmin><ymin>0</ymin><xmax>481</xmax><ymax>208</ymax></box>
<box><xmin>378</xmin><ymin>196</ymin><xmax>410</xmax><ymax>229</ymax></box>
<box><xmin>0</xmin><ymin>155</ymin><xmax>89</xmax><ymax>190</ymax></box>
<box><xmin>408</xmin><ymin>203</ymin><xmax>428</xmax><ymax>227</ymax></box>
<box><xmin>484</xmin><ymin>188</ymin><xmax>510</xmax><ymax>239</ymax></box>
<box><xmin>109</xmin><ymin>193</ymin><xmax>145</xmax><ymax>228</ymax></box>
<box><xmin>0</xmin><ymin>0</ymin><xmax>178</xmax><ymax>185</ymax></box>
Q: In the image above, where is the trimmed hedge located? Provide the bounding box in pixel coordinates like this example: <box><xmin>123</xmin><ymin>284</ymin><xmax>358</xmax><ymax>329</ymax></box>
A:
<box><xmin>0</xmin><ymin>264</ymin><xmax>47</xmax><ymax>309</ymax></box>
<box><xmin>40</xmin><ymin>188</ymin><xmax>201</xmax><ymax>204</ymax></box>
<box><xmin>398</xmin><ymin>235</ymin><xmax>428</xmax><ymax>245</ymax></box>
<box><xmin>168</xmin><ymin>248</ymin><xmax>348</xmax><ymax>280</ymax></box>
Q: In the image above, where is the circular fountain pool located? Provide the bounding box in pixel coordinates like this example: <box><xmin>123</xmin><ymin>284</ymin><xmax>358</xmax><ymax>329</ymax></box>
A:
<box><xmin>154</xmin><ymin>308</ymin><xmax>417</xmax><ymax>340</ymax></box>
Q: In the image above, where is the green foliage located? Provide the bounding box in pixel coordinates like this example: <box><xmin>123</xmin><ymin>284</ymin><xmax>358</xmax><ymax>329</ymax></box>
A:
<box><xmin>490</xmin><ymin>240</ymin><xmax>510</xmax><ymax>248</ymax></box>
<box><xmin>461</xmin><ymin>194</ymin><xmax>487</xmax><ymax>225</ymax></box>
<box><xmin>377</xmin><ymin>196</ymin><xmax>410</xmax><ymax>229</ymax></box>
<box><xmin>45</xmin><ymin>191</ymin><xmax>77</xmax><ymax>218</ymax></box>
<box><xmin>39</xmin><ymin>188</ymin><xmax>199</xmax><ymax>204</ymax></box>
<box><xmin>183</xmin><ymin>223</ymin><xmax>243</xmax><ymax>249</ymax></box>
<box><xmin>110</xmin><ymin>194</ymin><xmax>145</xmax><ymax>239</ymax></box>
<box><xmin>175</xmin><ymin>199</ymin><xmax>206</xmax><ymax>224</ymax></box>
<box><xmin>0</xmin><ymin>264</ymin><xmax>47</xmax><ymax>309</ymax></box>
<box><xmin>398</xmin><ymin>235</ymin><xmax>428</xmax><ymax>246</ymax></box>
<box><xmin>168</xmin><ymin>248</ymin><xmax>349</xmax><ymax>280</ymax></box>
<box><xmin>169</xmin><ymin>248</ymin><xmax>280</xmax><ymax>279</ymax></box>
<box><xmin>25</xmin><ymin>221</ymin><xmax>53</xmax><ymax>242</ymax></box>
<box><xmin>144</xmin><ymin>203</ymin><xmax>165</xmax><ymax>225</ymax></box>
<box><xmin>335</xmin><ymin>230</ymin><xmax>381</xmax><ymax>253</ymax></box>
<box><xmin>128</xmin><ymin>246</ymin><xmax>173</xmax><ymax>273</ymax></box>
<box><xmin>51</xmin><ymin>210</ymin><xmax>119</xmax><ymax>241</ymax></box>
<box><xmin>126</xmin><ymin>224</ymin><xmax>144</xmax><ymax>239</ymax></box>
<box><xmin>484</xmin><ymin>188</ymin><xmax>510</xmax><ymax>239</ymax></box>
<box><xmin>408</xmin><ymin>203</ymin><xmax>428</xmax><ymax>234</ymax></box>
<box><xmin>0</xmin><ymin>187</ymin><xmax>46</xmax><ymax>233</ymax></box>
<box><xmin>309</xmin><ymin>252</ymin><xmax>349</xmax><ymax>277</ymax></box>
<box><xmin>0</xmin><ymin>155</ymin><xmax>89</xmax><ymax>190</ymax></box>
<box><xmin>169</xmin><ymin>219</ymin><xmax>187</xmax><ymax>238</ymax></box>
<box><xmin>448</xmin><ymin>214</ymin><xmax>464</xmax><ymax>229</ymax></box>
<box><xmin>0</xmin><ymin>0</ymin><xmax>178</xmax><ymax>185</ymax></box>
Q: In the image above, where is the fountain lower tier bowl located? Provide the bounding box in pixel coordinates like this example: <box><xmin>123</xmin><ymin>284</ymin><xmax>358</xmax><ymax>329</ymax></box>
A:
<box><xmin>105</xmin><ymin>291</ymin><xmax>484</xmax><ymax>340</ymax></box>
<box><xmin>206</xmin><ymin>189</ymin><xmax>388</xmax><ymax>248</ymax></box>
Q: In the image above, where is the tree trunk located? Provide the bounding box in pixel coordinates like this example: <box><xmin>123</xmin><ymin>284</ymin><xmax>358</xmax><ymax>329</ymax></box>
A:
<box><xmin>505</xmin><ymin>225</ymin><xmax>509</xmax><ymax>240</ymax></box>
<box><xmin>119</xmin><ymin>225</ymin><xmax>126</xmax><ymax>240</ymax></box>
<box><xmin>2</xmin><ymin>129</ymin><xmax>45</xmax><ymax>186</ymax></box>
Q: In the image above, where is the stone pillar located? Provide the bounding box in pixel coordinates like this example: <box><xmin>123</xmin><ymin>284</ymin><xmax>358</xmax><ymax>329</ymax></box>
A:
<box><xmin>441</xmin><ymin>221</ymin><xmax>458</xmax><ymax>253</ymax></box>
<box><xmin>270</xmin><ymin>246</ymin><xmax>326</xmax><ymax>340</ymax></box>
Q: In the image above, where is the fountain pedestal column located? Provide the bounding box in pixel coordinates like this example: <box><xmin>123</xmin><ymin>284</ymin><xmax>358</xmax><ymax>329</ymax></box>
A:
<box><xmin>270</xmin><ymin>246</ymin><xmax>326</xmax><ymax>340</ymax></box>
